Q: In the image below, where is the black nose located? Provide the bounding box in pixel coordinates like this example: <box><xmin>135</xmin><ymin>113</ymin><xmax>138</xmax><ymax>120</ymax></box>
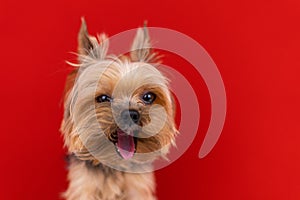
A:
<box><xmin>121</xmin><ymin>109</ymin><xmax>140</xmax><ymax>124</ymax></box>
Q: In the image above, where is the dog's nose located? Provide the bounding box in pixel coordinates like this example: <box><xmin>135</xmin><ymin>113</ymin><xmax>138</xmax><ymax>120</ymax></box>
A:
<box><xmin>121</xmin><ymin>109</ymin><xmax>140</xmax><ymax>124</ymax></box>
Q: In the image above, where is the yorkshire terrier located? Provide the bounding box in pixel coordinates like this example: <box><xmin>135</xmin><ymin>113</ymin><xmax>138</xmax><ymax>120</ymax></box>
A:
<box><xmin>61</xmin><ymin>18</ymin><xmax>177</xmax><ymax>200</ymax></box>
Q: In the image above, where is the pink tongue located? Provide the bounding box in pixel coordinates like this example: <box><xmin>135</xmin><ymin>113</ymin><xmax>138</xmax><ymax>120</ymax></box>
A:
<box><xmin>116</xmin><ymin>130</ymin><xmax>135</xmax><ymax>159</ymax></box>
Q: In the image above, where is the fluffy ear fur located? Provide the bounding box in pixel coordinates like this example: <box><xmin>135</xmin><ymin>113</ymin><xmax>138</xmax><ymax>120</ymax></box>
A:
<box><xmin>78</xmin><ymin>18</ymin><xmax>96</xmax><ymax>55</ymax></box>
<box><xmin>78</xmin><ymin>18</ymin><xmax>109</xmax><ymax>62</ymax></box>
<box><xmin>130</xmin><ymin>22</ymin><xmax>158</xmax><ymax>62</ymax></box>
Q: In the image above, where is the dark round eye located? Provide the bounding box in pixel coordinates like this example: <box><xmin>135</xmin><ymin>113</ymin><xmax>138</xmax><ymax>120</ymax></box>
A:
<box><xmin>96</xmin><ymin>95</ymin><xmax>112</xmax><ymax>103</ymax></box>
<box><xmin>142</xmin><ymin>92</ymin><xmax>156</xmax><ymax>104</ymax></box>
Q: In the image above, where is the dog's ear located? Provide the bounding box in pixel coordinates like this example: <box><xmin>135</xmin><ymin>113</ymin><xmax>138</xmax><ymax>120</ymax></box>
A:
<box><xmin>78</xmin><ymin>18</ymin><xmax>96</xmax><ymax>55</ymax></box>
<box><xmin>130</xmin><ymin>22</ymin><xmax>158</xmax><ymax>62</ymax></box>
<box><xmin>78</xmin><ymin>18</ymin><xmax>108</xmax><ymax>60</ymax></box>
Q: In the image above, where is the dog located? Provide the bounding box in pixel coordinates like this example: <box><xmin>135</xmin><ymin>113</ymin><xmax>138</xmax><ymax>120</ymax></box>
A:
<box><xmin>61</xmin><ymin>18</ymin><xmax>178</xmax><ymax>200</ymax></box>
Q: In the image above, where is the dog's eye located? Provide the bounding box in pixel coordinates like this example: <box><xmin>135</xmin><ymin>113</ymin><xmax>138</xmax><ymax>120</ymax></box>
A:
<box><xmin>142</xmin><ymin>92</ymin><xmax>156</xmax><ymax>104</ymax></box>
<box><xmin>96</xmin><ymin>95</ymin><xmax>112</xmax><ymax>103</ymax></box>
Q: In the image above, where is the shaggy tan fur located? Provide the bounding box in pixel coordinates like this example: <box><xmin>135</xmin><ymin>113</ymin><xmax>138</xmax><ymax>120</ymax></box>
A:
<box><xmin>63</xmin><ymin>157</ymin><xmax>156</xmax><ymax>200</ymax></box>
<box><xmin>61</xmin><ymin>18</ymin><xmax>177</xmax><ymax>200</ymax></box>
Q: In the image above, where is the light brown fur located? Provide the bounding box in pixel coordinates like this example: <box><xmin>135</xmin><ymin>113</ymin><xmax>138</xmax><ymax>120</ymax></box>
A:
<box><xmin>63</xmin><ymin>157</ymin><xmax>156</xmax><ymax>200</ymax></box>
<box><xmin>61</xmin><ymin>19</ymin><xmax>177</xmax><ymax>200</ymax></box>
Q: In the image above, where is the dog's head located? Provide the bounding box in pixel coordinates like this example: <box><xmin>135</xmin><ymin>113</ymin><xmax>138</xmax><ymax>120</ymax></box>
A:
<box><xmin>61</xmin><ymin>19</ymin><xmax>177</xmax><ymax>169</ymax></box>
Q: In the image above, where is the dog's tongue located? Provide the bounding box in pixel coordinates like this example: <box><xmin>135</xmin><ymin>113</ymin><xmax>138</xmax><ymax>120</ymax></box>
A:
<box><xmin>116</xmin><ymin>129</ymin><xmax>135</xmax><ymax>159</ymax></box>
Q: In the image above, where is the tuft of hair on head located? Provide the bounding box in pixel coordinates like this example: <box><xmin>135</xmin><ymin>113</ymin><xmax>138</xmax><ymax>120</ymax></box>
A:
<box><xmin>130</xmin><ymin>21</ymin><xmax>159</xmax><ymax>63</ymax></box>
<box><xmin>77</xmin><ymin>17</ymin><xmax>109</xmax><ymax>64</ymax></box>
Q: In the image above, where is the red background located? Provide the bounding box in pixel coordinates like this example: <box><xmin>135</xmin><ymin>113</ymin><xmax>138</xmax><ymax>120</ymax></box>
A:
<box><xmin>1</xmin><ymin>0</ymin><xmax>300</xmax><ymax>199</ymax></box>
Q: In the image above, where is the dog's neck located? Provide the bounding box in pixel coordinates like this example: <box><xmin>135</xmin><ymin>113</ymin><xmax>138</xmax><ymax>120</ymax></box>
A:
<box><xmin>64</xmin><ymin>154</ymin><xmax>156</xmax><ymax>200</ymax></box>
<box><xmin>67</xmin><ymin>153</ymin><xmax>119</xmax><ymax>175</ymax></box>
<box><xmin>67</xmin><ymin>153</ymin><xmax>154</xmax><ymax>174</ymax></box>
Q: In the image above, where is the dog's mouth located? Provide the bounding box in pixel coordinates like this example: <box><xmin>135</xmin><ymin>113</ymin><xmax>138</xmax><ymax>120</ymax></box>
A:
<box><xmin>111</xmin><ymin>129</ymin><xmax>138</xmax><ymax>160</ymax></box>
